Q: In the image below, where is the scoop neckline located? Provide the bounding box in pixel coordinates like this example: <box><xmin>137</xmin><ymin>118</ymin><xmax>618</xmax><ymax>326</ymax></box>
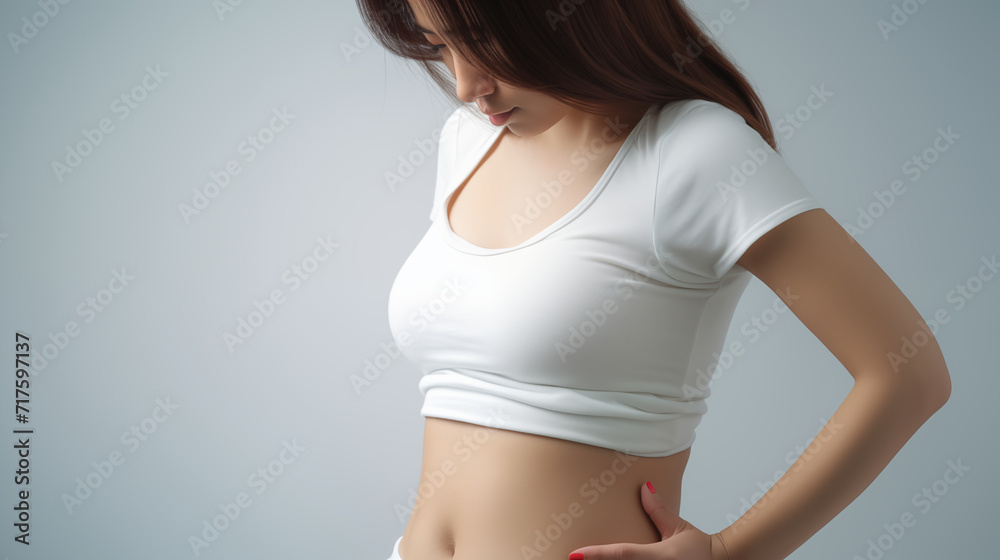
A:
<box><xmin>438</xmin><ymin>103</ymin><xmax>659</xmax><ymax>256</ymax></box>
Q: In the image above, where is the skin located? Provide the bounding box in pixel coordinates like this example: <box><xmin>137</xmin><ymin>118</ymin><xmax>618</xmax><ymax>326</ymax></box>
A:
<box><xmin>400</xmin><ymin>2</ymin><xmax>952</xmax><ymax>560</ymax></box>
<box><xmin>407</xmin><ymin>0</ymin><xmax>650</xmax><ymax>150</ymax></box>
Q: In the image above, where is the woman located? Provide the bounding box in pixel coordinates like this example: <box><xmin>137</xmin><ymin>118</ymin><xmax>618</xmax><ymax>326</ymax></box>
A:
<box><xmin>359</xmin><ymin>1</ymin><xmax>952</xmax><ymax>559</ymax></box>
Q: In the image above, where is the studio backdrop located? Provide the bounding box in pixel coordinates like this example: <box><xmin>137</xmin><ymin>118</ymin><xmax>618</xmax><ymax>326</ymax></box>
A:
<box><xmin>0</xmin><ymin>1</ymin><xmax>996</xmax><ymax>559</ymax></box>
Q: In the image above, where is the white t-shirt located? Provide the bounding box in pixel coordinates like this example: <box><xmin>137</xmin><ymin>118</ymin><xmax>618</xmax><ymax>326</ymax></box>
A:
<box><xmin>387</xmin><ymin>99</ymin><xmax>822</xmax><ymax>457</ymax></box>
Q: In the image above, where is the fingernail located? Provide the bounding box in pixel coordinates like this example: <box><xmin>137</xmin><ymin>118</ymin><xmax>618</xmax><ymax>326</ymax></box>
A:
<box><xmin>569</xmin><ymin>553</ymin><xmax>585</xmax><ymax>560</ymax></box>
<box><xmin>645</xmin><ymin>480</ymin><xmax>656</xmax><ymax>494</ymax></box>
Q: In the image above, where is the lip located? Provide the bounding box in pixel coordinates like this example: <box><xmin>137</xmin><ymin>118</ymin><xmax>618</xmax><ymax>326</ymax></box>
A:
<box><xmin>483</xmin><ymin>107</ymin><xmax>515</xmax><ymax>117</ymax></box>
<box><xmin>485</xmin><ymin>107</ymin><xmax>516</xmax><ymax>126</ymax></box>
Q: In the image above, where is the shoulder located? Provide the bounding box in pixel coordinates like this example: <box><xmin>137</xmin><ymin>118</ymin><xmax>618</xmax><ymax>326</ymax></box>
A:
<box><xmin>648</xmin><ymin>99</ymin><xmax>820</xmax><ymax>282</ymax></box>
<box><xmin>436</xmin><ymin>106</ymin><xmax>499</xmax><ymax>171</ymax></box>
<box><xmin>649</xmin><ymin>98</ymin><xmax>767</xmax><ymax>161</ymax></box>
<box><xmin>443</xmin><ymin>105</ymin><xmax>463</xmax><ymax>131</ymax></box>
<box><xmin>436</xmin><ymin>106</ymin><xmax>485</xmax><ymax>164</ymax></box>
<box><xmin>438</xmin><ymin>106</ymin><xmax>463</xmax><ymax>147</ymax></box>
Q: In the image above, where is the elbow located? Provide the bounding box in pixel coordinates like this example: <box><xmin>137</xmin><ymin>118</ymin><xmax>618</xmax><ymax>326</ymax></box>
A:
<box><xmin>861</xmin><ymin>360</ymin><xmax>951</xmax><ymax>422</ymax></box>
<box><xmin>915</xmin><ymin>339</ymin><xmax>951</xmax><ymax>415</ymax></box>
<box><xmin>858</xmin><ymin>365</ymin><xmax>950</xmax><ymax>422</ymax></box>
<box><xmin>872</xmin><ymin>365</ymin><xmax>950</xmax><ymax>427</ymax></box>
<box><xmin>899</xmin><ymin>363</ymin><xmax>951</xmax><ymax>421</ymax></box>
<box><xmin>884</xmin><ymin>335</ymin><xmax>952</xmax><ymax>418</ymax></box>
<box><xmin>922</xmin><ymin>366</ymin><xmax>951</xmax><ymax>415</ymax></box>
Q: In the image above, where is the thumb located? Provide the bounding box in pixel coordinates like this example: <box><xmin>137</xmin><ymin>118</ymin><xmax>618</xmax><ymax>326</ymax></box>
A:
<box><xmin>640</xmin><ymin>480</ymin><xmax>688</xmax><ymax>540</ymax></box>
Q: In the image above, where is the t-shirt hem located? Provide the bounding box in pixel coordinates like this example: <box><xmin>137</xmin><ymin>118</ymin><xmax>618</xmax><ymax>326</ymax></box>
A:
<box><xmin>715</xmin><ymin>198</ymin><xmax>824</xmax><ymax>279</ymax></box>
<box><xmin>420</xmin><ymin>387</ymin><xmax>700</xmax><ymax>458</ymax></box>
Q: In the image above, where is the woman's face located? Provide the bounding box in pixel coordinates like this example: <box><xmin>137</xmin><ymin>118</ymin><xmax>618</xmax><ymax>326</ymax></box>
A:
<box><xmin>405</xmin><ymin>0</ymin><xmax>572</xmax><ymax>138</ymax></box>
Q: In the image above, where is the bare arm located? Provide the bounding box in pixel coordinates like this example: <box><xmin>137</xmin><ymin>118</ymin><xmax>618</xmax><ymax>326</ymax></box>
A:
<box><xmin>712</xmin><ymin>208</ymin><xmax>952</xmax><ymax>560</ymax></box>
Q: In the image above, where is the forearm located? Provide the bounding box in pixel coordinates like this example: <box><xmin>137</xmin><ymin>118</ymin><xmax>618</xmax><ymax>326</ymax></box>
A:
<box><xmin>714</xmin><ymin>373</ymin><xmax>948</xmax><ymax>560</ymax></box>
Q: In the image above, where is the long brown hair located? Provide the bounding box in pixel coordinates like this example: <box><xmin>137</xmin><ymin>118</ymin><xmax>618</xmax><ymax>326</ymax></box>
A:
<box><xmin>356</xmin><ymin>0</ymin><xmax>781</xmax><ymax>151</ymax></box>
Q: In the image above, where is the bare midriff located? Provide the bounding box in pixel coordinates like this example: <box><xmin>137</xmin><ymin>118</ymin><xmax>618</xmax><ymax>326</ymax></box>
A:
<box><xmin>397</xmin><ymin>417</ymin><xmax>691</xmax><ymax>560</ymax></box>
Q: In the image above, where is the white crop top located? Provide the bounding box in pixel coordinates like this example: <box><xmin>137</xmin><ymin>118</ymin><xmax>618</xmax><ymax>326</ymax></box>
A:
<box><xmin>387</xmin><ymin>98</ymin><xmax>823</xmax><ymax>457</ymax></box>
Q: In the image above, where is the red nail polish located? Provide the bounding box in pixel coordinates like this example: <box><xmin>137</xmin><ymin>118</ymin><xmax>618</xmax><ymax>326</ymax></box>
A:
<box><xmin>645</xmin><ymin>481</ymin><xmax>656</xmax><ymax>494</ymax></box>
<box><xmin>569</xmin><ymin>553</ymin><xmax>585</xmax><ymax>560</ymax></box>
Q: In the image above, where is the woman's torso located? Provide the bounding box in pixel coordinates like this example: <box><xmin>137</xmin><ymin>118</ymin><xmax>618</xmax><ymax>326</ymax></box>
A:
<box><xmin>399</xmin><ymin>115</ymin><xmax>691</xmax><ymax>560</ymax></box>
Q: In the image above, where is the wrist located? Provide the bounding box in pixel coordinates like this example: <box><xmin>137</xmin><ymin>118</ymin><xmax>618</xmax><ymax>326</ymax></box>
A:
<box><xmin>710</xmin><ymin>532</ymin><xmax>733</xmax><ymax>560</ymax></box>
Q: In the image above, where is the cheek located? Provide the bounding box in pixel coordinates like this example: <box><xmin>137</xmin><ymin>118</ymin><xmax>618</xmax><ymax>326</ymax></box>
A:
<box><xmin>440</xmin><ymin>53</ymin><xmax>455</xmax><ymax>75</ymax></box>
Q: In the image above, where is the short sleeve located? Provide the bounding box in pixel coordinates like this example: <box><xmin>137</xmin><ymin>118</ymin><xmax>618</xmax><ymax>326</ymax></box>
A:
<box><xmin>428</xmin><ymin>107</ymin><xmax>463</xmax><ymax>222</ymax></box>
<box><xmin>652</xmin><ymin>101</ymin><xmax>823</xmax><ymax>283</ymax></box>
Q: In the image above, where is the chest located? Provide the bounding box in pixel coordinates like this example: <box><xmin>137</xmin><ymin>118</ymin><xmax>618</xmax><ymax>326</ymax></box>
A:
<box><xmin>445</xmin><ymin>131</ymin><xmax>629</xmax><ymax>250</ymax></box>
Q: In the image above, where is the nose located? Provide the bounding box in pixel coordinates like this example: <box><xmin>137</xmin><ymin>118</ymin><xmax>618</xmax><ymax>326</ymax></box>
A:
<box><xmin>451</xmin><ymin>52</ymin><xmax>495</xmax><ymax>105</ymax></box>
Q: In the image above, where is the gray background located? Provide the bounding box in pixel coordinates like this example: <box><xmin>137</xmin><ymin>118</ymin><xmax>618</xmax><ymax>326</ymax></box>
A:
<box><xmin>0</xmin><ymin>1</ymin><xmax>997</xmax><ymax>558</ymax></box>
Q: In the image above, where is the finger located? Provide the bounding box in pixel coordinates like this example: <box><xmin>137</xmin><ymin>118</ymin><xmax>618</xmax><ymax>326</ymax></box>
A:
<box><xmin>568</xmin><ymin>541</ymin><xmax>662</xmax><ymax>560</ymax></box>
<box><xmin>640</xmin><ymin>481</ymin><xmax>688</xmax><ymax>539</ymax></box>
